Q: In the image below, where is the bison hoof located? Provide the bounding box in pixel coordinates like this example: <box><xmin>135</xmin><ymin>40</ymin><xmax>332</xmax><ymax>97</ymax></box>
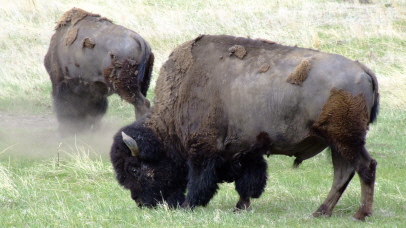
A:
<box><xmin>233</xmin><ymin>206</ymin><xmax>252</xmax><ymax>213</ymax></box>
<box><xmin>352</xmin><ymin>209</ymin><xmax>371</xmax><ymax>222</ymax></box>
<box><xmin>313</xmin><ymin>204</ymin><xmax>332</xmax><ymax>218</ymax></box>
<box><xmin>180</xmin><ymin>201</ymin><xmax>192</xmax><ymax>210</ymax></box>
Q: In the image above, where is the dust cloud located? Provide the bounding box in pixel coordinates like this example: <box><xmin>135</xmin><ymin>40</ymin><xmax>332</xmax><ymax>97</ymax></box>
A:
<box><xmin>0</xmin><ymin>111</ymin><xmax>124</xmax><ymax>161</ymax></box>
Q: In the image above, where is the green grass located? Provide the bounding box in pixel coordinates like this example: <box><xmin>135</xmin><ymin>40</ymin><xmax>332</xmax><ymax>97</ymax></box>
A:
<box><xmin>1</xmin><ymin>108</ymin><xmax>405</xmax><ymax>227</ymax></box>
<box><xmin>1</xmin><ymin>0</ymin><xmax>405</xmax><ymax>227</ymax></box>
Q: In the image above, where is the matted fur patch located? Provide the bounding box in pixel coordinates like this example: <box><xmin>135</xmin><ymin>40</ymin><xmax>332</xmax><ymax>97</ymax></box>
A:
<box><xmin>83</xmin><ymin>38</ymin><xmax>95</xmax><ymax>48</ymax></box>
<box><xmin>258</xmin><ymin>63</ymin><xmax>270</xmax><ymax>73</ymax></box>
<box><xmin>286</xmin><ymin>58</ymin><xmax>311</xmax><ymax>86</ymax></box>
<box><xmin>65</xmin><ymin>27</ymin><xmax>78</xmax><ymax>46</ymax></box>
<box><xmin>56</xmin><ymin>8</ymin><xmax>100</xmax><ymax>29</ymax></box>
<box><xmin>228</xmin><ymin>45</ymin><xmax>247</xmax><ymax>59</ymax></box>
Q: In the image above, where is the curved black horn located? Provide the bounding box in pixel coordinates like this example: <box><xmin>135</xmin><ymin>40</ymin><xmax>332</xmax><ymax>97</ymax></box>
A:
<box><xmin>121</xmin><ymin>132</ymin><xmax>139</xmax><ymax>157</ymax></box>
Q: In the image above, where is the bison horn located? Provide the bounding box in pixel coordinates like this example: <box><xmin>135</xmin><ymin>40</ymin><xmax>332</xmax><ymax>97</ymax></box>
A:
<box><xmin>121</xmin><ymin>132</ymin><xmax>139</xmax><ymax>157</ymax></box>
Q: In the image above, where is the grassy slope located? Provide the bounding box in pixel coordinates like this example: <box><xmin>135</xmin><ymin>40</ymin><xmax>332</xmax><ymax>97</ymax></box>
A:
<box><xmin>0</xmin><ymin>0</ymin><xmax>405</xmax><ymax>227</ymax></box>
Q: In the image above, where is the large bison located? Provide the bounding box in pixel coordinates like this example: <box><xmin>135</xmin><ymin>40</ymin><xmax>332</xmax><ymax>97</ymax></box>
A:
<box><xmin>110</xmin><ymin>35</ymin><xmax>379</xmax><ymax>221</ymax></box>
<box><xmin>44</xmin><ymin>8</ymin><xmax>154</xmax><ymax>136</ymax></box>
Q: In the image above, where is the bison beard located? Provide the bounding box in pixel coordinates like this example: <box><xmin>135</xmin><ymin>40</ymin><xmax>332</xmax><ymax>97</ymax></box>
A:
<box><xmin>110</xmin><ymin>35</ymin><xmax>379</xmax><ymax>221</ymax></box>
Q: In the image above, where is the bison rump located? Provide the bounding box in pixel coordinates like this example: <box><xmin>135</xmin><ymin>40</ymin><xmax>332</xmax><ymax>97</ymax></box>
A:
<box><xmin>44</xmin><ymin>8</ymin><xmax>154</xmax><ymax>136</ymax></box>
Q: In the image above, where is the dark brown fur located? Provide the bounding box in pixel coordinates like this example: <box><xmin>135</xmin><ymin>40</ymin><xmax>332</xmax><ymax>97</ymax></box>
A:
<box><xmin>312</xmin><ymin>89</ymin><xmax>369</xmax><ymax>161</ymax></box>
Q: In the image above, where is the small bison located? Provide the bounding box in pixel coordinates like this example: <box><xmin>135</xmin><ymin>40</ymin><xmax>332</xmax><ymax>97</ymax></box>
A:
<box><xmin>110</xmin><ymin>35</ymin><xmax>379</xmax><ymax>221</ymax></box>
<box><xmin>44</xmin><ymin>8</ymin><xmax>154</xmax><ymax>136</ymax></box>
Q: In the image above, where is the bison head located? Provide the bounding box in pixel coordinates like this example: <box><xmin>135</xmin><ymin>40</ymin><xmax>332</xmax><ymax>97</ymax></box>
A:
<box><xmin>110</xmin><ymin>126</ymin><xmax>187</xmax><ymax>208</ymax></box>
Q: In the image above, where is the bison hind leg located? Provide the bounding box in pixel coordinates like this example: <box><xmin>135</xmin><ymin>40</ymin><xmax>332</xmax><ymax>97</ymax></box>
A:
<box><xmin>313</xmin><ymin>144</ymin><xmax>376</xmax><ymax>221</ymax></box>
<box><xmin>311</xmin><ymin>89</ymin><xmax>377</xmax><ymax>220</ymax></box>
<box><xmin>313</xmin><ymin>147</ymin><xmax>355</xmax><ymax>218</ymax></box>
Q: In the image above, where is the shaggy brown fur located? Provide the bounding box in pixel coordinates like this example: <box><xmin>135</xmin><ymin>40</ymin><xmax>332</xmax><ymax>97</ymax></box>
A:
<box><xmin>146</xmin><ymin>36</ymin><xmax>202</xmax><ymax>143</ymax></box>
<box><xmin>312</xmin><ymin>88</ymin><xmax>369</xmax><ymax>161</ymax></box>
<box><xmin>286</xmin><ymin>58</ymin><xmax>311</xmax><ymax>86</ymax></box>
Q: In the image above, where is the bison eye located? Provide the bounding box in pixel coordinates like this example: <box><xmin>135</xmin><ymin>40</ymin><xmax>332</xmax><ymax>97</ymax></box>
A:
<box><xmin>128</xmin><ymin>165</ymin><xmax>139</xmax><ymax>177</ymax></box>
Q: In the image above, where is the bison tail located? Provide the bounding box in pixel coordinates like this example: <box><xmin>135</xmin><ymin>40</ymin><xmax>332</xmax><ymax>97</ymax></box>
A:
<box><xmin>137</xmin><ymin>41</ymin><xmax>154</xmax><ymax>96</ymax></box>
<box><xmin>356</xmin><ymin>61</ymin><xmax>380</xmax><ymax>124</ymax></box>
<box><xmin>369</xmin><ymin>74</ymin><xmax>380</xmax><ymax>124</ymax></box>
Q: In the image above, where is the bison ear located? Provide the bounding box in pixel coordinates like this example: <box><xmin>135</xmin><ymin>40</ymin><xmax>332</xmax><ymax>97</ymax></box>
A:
<box><xmin>122</xmin><ymin>132</ymin><xmax>140</xmax><ymax>157</ymax></box>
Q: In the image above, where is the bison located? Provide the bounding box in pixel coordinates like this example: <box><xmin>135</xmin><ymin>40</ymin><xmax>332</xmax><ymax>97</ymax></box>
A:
<box><xmin>44</xmin><ymin>8</ymin><xmax>154</xmax><ymax>136</ymax></box>
<box><xmin>110</xmin><ymin>35</ymin><xmax>379</xmax><ymax>221</ymax></box>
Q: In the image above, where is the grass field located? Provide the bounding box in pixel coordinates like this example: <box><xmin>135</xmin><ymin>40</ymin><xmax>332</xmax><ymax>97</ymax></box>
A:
<box><xmin>1</xmin><ymin>0</ymin><xmax>405</xmax><ymax>227</ymax></box>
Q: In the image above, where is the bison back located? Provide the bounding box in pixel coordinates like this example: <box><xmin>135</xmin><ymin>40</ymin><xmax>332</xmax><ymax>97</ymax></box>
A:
<box><xmin>149</xmin><ymin>35</ymin><xmax>377</xmax><ymax>157</ymax></box>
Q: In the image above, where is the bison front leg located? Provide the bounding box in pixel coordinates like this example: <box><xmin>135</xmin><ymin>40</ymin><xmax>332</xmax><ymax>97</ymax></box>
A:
<box><xmin>181</xmin><ymin>156</ymin><xmax>221</xmax><ymax>209</ymax></box>
<box><xmin>234</xmin><ymin>154</ymin><xmax>267</xmax><ymax>211</ymax></box>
